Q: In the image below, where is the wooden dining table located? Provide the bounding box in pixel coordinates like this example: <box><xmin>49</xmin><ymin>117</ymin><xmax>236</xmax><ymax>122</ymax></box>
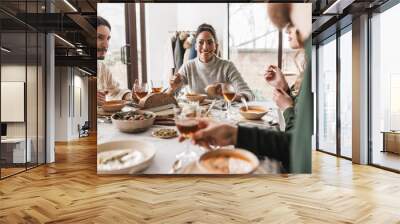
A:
<box><xmin>97</xmin><ymin>100</ymin><xmax>283</xmax><ymax>174</ymax></box>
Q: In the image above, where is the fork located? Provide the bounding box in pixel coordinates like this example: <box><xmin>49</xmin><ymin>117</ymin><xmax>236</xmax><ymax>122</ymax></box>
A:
<box><xmin>169</xmin><ymin>159</ymin><xmax>182</xmax><ymax>174</ymax></box>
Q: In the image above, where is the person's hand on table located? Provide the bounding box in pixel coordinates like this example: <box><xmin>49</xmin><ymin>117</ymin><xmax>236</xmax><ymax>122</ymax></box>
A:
<box><xmin>273</xmin><ymin>88</ymin><xmax>294</xmax><ymax>111</ymax></box>
<box><xmin>264</xmin><ymin>65</ymin><xmax>289</xmax><ymax>92</ymax></box>
<box><xmin>178</xmin><ymin>118</ymin><xmax>238</xmax><ymax>150</ymax></box>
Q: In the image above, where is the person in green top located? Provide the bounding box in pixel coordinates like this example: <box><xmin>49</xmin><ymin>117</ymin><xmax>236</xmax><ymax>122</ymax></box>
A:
<box><xmin>185</xmin><ymin>3</ymin><xmax>312</xmax><ymax>173</ymax></box>
<box><xmin>264</xmin><ymin>22</ymin><xmax>307</xmax><ymax>132</ymax></box>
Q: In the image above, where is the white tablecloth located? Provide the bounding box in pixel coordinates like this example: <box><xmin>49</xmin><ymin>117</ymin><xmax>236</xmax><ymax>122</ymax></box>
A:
<box><xmin>97</xmin><ymin>101</ymin><xmax>282</xmax><ymax>174</ymax></box>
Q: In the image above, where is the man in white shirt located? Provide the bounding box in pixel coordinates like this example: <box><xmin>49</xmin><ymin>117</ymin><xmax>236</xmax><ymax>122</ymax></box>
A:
<box><xmin>97</xmin><ymin>16</ymin><xmax>132</xmax><ymax>105</ymax></box>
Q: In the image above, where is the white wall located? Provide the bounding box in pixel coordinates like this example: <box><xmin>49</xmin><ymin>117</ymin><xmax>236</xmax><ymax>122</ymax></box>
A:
<box><xmin>1</xmin><ymin>65</ymin><xmax>26</xmax><ymax>141</ymax></box>
<box><xmin>72</xmin><ymin>74</ymin><xmax>89</xmax><ymax>138</ymax></box>
<box><xmin>1</xmin><ymin>64</ymin><xmax>46</xmax><ymax>164</ymax></box>
<box><xmin>54</xmin><ymin>67</ymin><xmax>89</xmax><ymax>141</ymax></box>
<box><xmin>145</xmin><ymin>3</ymin><xmax>228</xmax><ymax>84</ymax></box>
<box><xmin>55</xmin><ymin>67</ymin><xmax>69</xmax><ymax>141</ymax></box>
<box><xmin>1</xmin><ymin>65</ymin><xmax>34</xmax><ymax>137</ymax></box>
<box><xmin>176</xmin><ymin>3</ymin><xmax>227</xmax><ymax>57</ymax></box>
<box><xmin>145</xmin><ymin>3</ymin><xmax>178</xmax><ymax>83</ymax></box>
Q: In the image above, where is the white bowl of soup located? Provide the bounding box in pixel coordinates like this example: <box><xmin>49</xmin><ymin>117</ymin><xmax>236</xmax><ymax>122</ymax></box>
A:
<box><xmin>197</xmin><ymin>149</ymin><xmax>259</xmax><ymax>174</ymax></box>
<box><xmin>239</xmin><ymin>106</ymin><xmax>268</xmax><ymax>120</ymax></box>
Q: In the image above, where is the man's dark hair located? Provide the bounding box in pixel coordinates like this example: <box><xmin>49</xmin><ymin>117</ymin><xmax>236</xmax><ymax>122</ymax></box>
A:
<box><xmin>97</xmin><ymin>16</ymin><xmax>111</xmax><ymax>30</ymax></box>
<box><xmin>195</xmin><ymin>23</ymin><xmax>217</xmax><ymax>43</ymax></box>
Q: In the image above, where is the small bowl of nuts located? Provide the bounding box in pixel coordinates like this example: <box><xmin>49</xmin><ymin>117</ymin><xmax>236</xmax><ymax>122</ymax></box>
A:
<box><xmin>152</xmin><ymin>128</ymin><xmax>178</xmax><ymax>139</ymax></box>
<box><xmin>111</xmin><ymin>110</ymin><xmax>156</xmax><ymax>133</ymax></box>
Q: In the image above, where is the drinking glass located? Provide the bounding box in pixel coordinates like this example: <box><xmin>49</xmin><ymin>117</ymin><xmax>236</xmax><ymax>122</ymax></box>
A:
<box><xmin>98</xmin><ymin>88</ymin><xmax>110</xmax><ymax>104</ymax></box>
<box><xmin>174</xmin><ymin>102</ymin><xmax>201</xmax><ymax>166</ymax></box>
<box><xmin>133</xmin><ymin>82</ymin><xmax>148</xmax><ymax>100</ymax></box>
<box><xmin>177</xmin><ymin>85</ymin><xmax>189</xmax><ymax>103</ymax></box>
<box><xmin>151</xmin><ymin>80</ymin><xmax>163</xmax><ymax>93</ymax></box>
<box><xmin>221</xmin><ymin>83</ymin><xmax>236</xmax><ymax>119</ymax></box>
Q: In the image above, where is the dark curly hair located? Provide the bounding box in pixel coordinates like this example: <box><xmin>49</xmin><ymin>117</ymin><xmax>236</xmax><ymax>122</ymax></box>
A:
<box><xmin>195</xmin><ymin>23</ymin><xmax>217</xmax><ymax>43</ymax></box>
<box><xmin>97</xmin><ymin>16</ymin><xmax>111</xmax><ymax>31</ymax></box>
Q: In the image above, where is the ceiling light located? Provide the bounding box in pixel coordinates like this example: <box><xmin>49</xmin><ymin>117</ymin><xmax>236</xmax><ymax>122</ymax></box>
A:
<box><xmin>1</xmin><ymin>47</ymin><xmax>11</xmax><ymax>53</ymax></box>
<box><xmin>322</xmin><ymin>0</ymin><xmax>354</xmax><ymax>15</ymax></box>
<box><xmin>323</xmin><ymin>0</ymin><xmax>340</xmax><ymax>14</ymax></box>
<box><xmin>54</xmin><ymin>34</ymin><xmax>75</xmax><ymax>48</ymax></box>
<box><xmin>63</xmin><ymin>0</ymin><xmax>78</xmax><ymax>12</ymax></box>
<box><xmin>322</xmin><ymin>0</ymin><xmax>340</xmax><ymax>14</ymax></box>
<box><xmin>78</xmin><ymin>67</ymin><xmax>92</xmax><ymax>76</ymax></box>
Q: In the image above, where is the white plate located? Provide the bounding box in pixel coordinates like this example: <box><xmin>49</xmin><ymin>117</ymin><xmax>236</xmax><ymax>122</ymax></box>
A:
<box><xmin>97</xmin><ymin>140</ymin><xmax>155</xmax><ymax>174</ymax></box>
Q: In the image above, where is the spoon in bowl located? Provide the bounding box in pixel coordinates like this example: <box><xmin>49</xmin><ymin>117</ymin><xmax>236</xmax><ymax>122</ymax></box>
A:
<box><xmin>204</xmin><ymin>99</ymin><xmax>217</xmax><ymax>117</ymax></box>
<box><xmin>241</xmin><ymin>96</ymin><xmax>249</xmax><ymax>111</ymax></box>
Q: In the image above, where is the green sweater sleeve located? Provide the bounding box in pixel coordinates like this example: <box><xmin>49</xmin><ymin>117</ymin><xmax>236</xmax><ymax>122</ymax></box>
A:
<box><xmin>283</xmin><ymin>107</ymin><xmax>295</xmax><ymax>132</ymax></box>
<box><xmin>235</xmin><ymin>124</ymin><xmax>291</xmax><ymax>172</ymax></box>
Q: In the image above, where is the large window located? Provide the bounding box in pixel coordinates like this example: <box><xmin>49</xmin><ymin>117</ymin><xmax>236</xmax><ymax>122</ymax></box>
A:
<box><xmin>316</xmin><ymin>28</ymin><xmax>353</xmax><ymax>159</ymax></box>
<box><xmin>0</xmin><ymin>1</ymin><xmax>46</xmax><ymax>179</ymax></box>
<box><xmin>339</xmin><ymin>28</ymin><xmax>352</xmax><ymax>158</ymax></box>
<box><xmin>98</xmin><ymin>3</ymin><xmax>147</xmax><ymax>89</ymax></box>
<box><xmin>228</xmin><ymin>3</ymin><xmax>300</xmax><ymax>101</ymax></box>
<box><xmin>370</xmin><ymin>3</ymin><xmax>400</xmax><ymax>171</ymax></box>
<box><xmin>98</xmin><ymin>4</ymin><xmax>128</xmax><ymax>89</ymax></box>
<box><xmin>317</xmin><ymin>36</ymin><xmax>337</xmax><ymax>154</ymax></box>
<box><xmin>229</xmin><ymin>3</ymin><xmax>278</xmax><ymax>101</ymax></box>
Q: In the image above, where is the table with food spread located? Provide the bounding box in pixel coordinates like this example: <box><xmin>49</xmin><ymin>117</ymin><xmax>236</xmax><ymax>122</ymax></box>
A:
<box><xmin>97</xmin><ymin>99</ymin><xmax>284</xmax><ymax>174</ymax></box>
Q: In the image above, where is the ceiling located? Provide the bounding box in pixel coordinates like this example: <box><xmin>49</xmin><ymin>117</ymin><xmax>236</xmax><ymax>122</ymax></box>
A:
<box><xmin>0</xmin><ymin>0</ymin><xmax>97</xmax><ymax>74</ymax></box>
<box><xmin>311</xmin><ymin>0</ymin><xmax>391</xmax><ymax>43</ymax></box>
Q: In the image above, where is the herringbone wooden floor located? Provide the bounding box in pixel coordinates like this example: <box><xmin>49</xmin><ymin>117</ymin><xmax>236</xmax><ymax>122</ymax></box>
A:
<box><xmin>1</xmin><ymin>134</ymin><xmax>399</xmax><ymax>224</ymax></box>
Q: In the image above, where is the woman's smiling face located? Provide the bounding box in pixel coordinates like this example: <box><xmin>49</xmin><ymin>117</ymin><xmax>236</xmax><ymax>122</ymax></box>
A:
<box><xmin>196</xmin><ymin>31</ymin><xmax>217</xmax><ymax>63</ymax></box>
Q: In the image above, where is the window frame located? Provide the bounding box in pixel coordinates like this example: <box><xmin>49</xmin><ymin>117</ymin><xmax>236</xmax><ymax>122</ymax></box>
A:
<box><xmin>226</xmin><ymin>3</ymin><xmax>283</xmax><ymax>68</ymax></box>
<box><xmin>125</xmin><ymin>3</ymin><xmax>147</xmax><ymax>89</ymax></box>
<box><xmin>0</xmin><ymin>1</ymin><xmax>47</xmax><ymax>179</ymax></box>
<box><xmin>314</xmin><ymin>24</ymin><xmax>353</xmax><ymax>161</ymax></box>
<box><xmin>368</xmin><ymin>0</ymin><xmax>400</xmax><ymax>173</ymax></box>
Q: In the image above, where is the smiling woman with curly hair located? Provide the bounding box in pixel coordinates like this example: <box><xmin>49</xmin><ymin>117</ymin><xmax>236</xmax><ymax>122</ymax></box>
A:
<box><xmin>166</xmin><ymin>23</ymin><xmax>255</xmax><ymax>102</ymax></box>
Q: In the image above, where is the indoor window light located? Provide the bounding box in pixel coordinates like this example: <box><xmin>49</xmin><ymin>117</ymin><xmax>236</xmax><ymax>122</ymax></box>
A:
<box><xmin>1</xmin><ymin>47</ymin><xmax>11</xmax><ymax>53</ymax></box>
<box><xmin>54</xmin><ymin>34</ymin><xmax>75</xmax><ymax>48</ymax></box>
<box><xmin>322</xmin><ymin>0</ymin><xmax>354</xmax><ymax>15</ymax></box>
<box><xmin>78</xmin><ymin>67</ymin><xmax>93</xmax><ymax>76</ymax></box>
<box><xmin>63</xmin><ymin>0</ymin><xmax>78</xmax><ymax>12</ymax></box>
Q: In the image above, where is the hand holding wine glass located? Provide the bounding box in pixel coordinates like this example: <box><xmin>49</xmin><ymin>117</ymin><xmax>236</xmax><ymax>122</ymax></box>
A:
<box><xmin>174</xmin><ymin>102</ymin><xmax>202</xmax><ymax>166</ymax></box>
<box><xmin>191</xmin><ymin>118</ymin><xmax>238</xmax><ymax>149</ymax></box>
